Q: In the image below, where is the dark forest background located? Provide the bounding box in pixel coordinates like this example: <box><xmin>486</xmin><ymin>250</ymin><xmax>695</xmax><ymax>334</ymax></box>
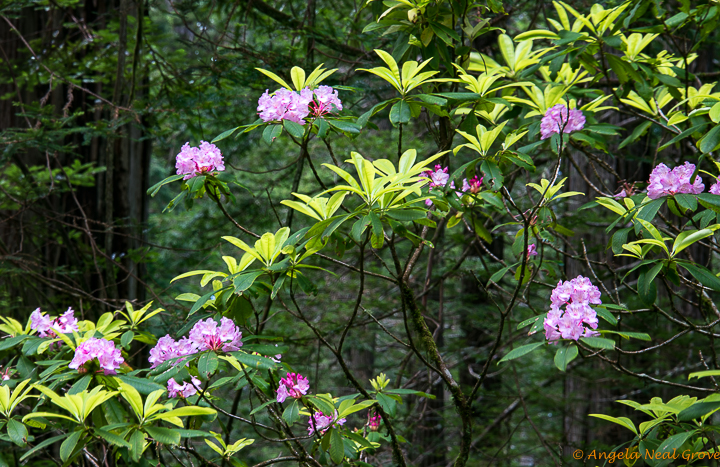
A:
<box><xmin>1</xmin><ymin>0</ymin><xmax>718</xmax><ymax>465</ymax></box>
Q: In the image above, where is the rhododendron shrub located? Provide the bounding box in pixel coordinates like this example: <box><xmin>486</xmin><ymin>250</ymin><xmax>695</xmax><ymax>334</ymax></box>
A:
<box><xmin>6</xmin><ymin>1</ymin><xmax>720</xmax><ymax>466</ymax></box>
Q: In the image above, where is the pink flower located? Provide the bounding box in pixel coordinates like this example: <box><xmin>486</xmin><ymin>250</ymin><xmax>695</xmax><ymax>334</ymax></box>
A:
<box><xmin>311</xmin><ymin>86</ymin><xmax>343</xmax><ymax>116</ymax></box>
<box><xmin>188</xmin><ymin>317</ymin><xmax>242</xmax><ymax>352</ymax></box>
<box><xmin>614</xmin><ymin>189</ymin><xmax>627</xmax><ymax>199</ymax></box>
<box><xmin>544</xmin><ymin>276</ymin><xmax>602</xmax><ymax>342</ymax></box>
<box><xmin>30</xmin><ymin>308</ymin><xmax>53</xmax><ymax>337</ymax></box>
<box><xmin>647</xmin><ymin>162</ymin><xmax>704</xmax><ymax>199</ymax></box>
<box><xmin>367</xmin><ymin>411</ymin><xmax>381</xmax><ymax>432</ymax></box>
<box><xmin>167</xmin><ymin>376</ymin><xmax>201</xmax><ymax>398</ymax></box>
<box><xmin>69</xmin><ymin>338</ymin><xmax>124</xmax><ymax>374</ymax></box>
<box><xmin>175</xmin><ymin>141</ymin><xmax>225</xmax><ymax>180</ymax></box>
<box><xmin>709</xmin><ymin>179</ymin><xmax>720</xmax><ymax>195</ymax></box>
<box><xmin>308</xmin><ymin>410</ymin><xmax>346</xmax><ymax>436</ymax></box>
<box><xmin>258</xmin><ymin>86</ymin><xmax>342</xmax><ymax>124</ymax></box>
<box><xmin>527</xmin><ymin>244</ymin><xmax>538</xmax><ymax>258</ymax></box>
<box><xmin>540</xmin><ymin>104</ymin><xmax>585</xmax><ymax>140</ymax></box>
<box><xmin>258</xmin><ymin>88</ymin><xmax>312</xmax><ymax>124</ymax></box>
<box><xmin>31</xmin><ymin>308</ymin><xmax>79</xmax><ymax>340</ymax></box>
<box><xmin>0</xmin><ymin>367</ymin><xmax>11</xmax><ymax>384</ymax></box>
<box><xmin>421</xmin><ymin>165</ymin><xmax>450</xmax><ymax>189</ymax></box>
<box><xmin>276</xmin><ymin>373</ymin><xmax>310</xmax><ymax>403</ymax></box>
<box><xmin>54</xmin><ymin>308</ymin><xmax>79</xmax><ymax>334</ymax></box>
<box><xmin>421</xmin><ymin>165</ymin><xmax>453</xmax><ymax>206</ymax></box>
<box><xmin>148</xmin><ymin>335</ymin><xmax>199</xmax><ymax>368</ymax></box>
<box><xmin>462</xmin><ymin>176</ymin><xmax>483</xmax><ymax>194</ymax></box>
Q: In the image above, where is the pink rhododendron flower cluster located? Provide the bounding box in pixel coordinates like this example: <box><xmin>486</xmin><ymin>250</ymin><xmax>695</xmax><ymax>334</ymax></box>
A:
<box><xmin>421</xmin><ymin>165</ymin><xmax>450</xmax><ymax>189</ymax></box>
<box><xmin>30</xmin><ymin>307</ymin><xmax>79</xmax><ymax>338</ymax></box>
<box><xmin>175</xmin><ymin>141</ymin><xmax>225</xmax><ymax>180</ymax></box>
<box><xmin>711</xmin><ymin>180</ymin><xmax>720</xmax><ymax>195</ymax></box>
<box><xmin>527</xmin><ymin>244</ymin><xmax>538</xmax><ymax>258</ymax></box>
<box><xmin>148</xmin><ymin>317</ymin><xmax>243</xmax><ymax>368</ymax></box>
<box><xmin>167</xmin><ymin>376</ymin><xmax>201</xmax><ymax>399</ymax></box>
<box><xmin>647</xmin><ymin>162</ymin><xmax>704</xmax><ymax>199</ymax></box>
<box><xmin>0</xmin><ymin>367</ymin><xmax>11</xmax><ymax>384</ymax></box>
<box><xmin>257</xmin><ymin>86</ymin><xmax>342</xmax><ymax>124</ymax></box>
<box><xmin>462</xmin><ymin>176</ymin><xmax>483</xmax><ymax>194</ymax></box>
<box><xmin>189</xmin><ymin>317</ymin><xmax>243</xmax><ymax>352</ymax></box>
<box><xmin>69</xmin><ymin>338</ymin><xmax>124</xmax><ymax>374</ymax></box>
<box><xmin>544</xmin><ymin>276</ymin><xmax>601</xmax><ymax>342</ymax></box>
<box><xmin>540</xmin><ymin>104</ymin><xmax>585</xmax><ymax>140</ymax></box>
<box><xmin>367</xmin><ymin>411</ymin><xmax>381</xmax><ymax>432</ymax></box>
<box><xmin>421</xmin><ymin>165</ymin><xmax>453</xmax><ymax>206</ymax></box>
<box><xmin>148</xmin><ymin>335</ymin><xmax>198</xmax><ymax>368</ymax></box>
<box><xmin>276</xmin><ymin>373</ymin><xmax>310</xmax><ymax>403</ymax></box>
<box><xmin>310</xmin><ymin>85</ymin><xmax>343</xmax><ymax>116</ymax></box>
<box><xmin>307</xmin><ymin>410</ymin><xmax>346</xmax><ymax>435</ymax></box>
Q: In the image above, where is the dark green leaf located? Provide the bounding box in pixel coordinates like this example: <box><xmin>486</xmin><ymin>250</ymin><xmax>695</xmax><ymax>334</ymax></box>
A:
<box><xmin>580</xmin><ymin>337</ymin><xmax>615</xmax><ymax>350</ymax></box>
<box><xmin>389</xmin><ymin>100</ymin><xmax>411</xmax><ymax>125</ymax></box>
<box><xmin>197</xmin><ymin>352</ymin><xmax>219</xmax><ymax>377</ymax></box>
<box><xmin>144</xmin><ymin>426</ymin><xmax>181</xmax><ymax>445</ymax></box>
<box><xmin>678</xmin><ymin>402</ymin><xmax>720</xmax><ymax>421</ymax></box>
<box><xmin>60</xmin><ymin>430</ymin><xmax>83</xmax><ymax>463</ymax></box>
<box><xmin>282</xmin><ymin>400</ymin><xmax>300</xmax><ymax>426</ymax></box>
<box><xmin>330</xmin><ymin>427</ymin><xmax>344</xmax><ymax>463</ymax></box>
<box><xmin>679</xmin><ymin>262</ymin><xmax>720</xmax><ymax>292</ymax></box>
<box><xmin>6</xmin><ymin>419</ymin><xmax>28</xmax><ymax>447</ymax></box>
<box><xmin>499</xmin><ymin>342</ymin><xmax>543</xmax><ymax>363</ymax></box>
<box><xmin>96</xmin><ymin>429</ymin><xmax>131</xmax><ymax>449</ymax></box>
<box><xmin>228</xmin><ymin>352</ymin><xmax>277</xmax><ymax>370</ymax></box>
<box><xmin>283</xmin><ymin>119</ymin><xmax>305</xmax><ymax>139</ymax></box>
<box><xmin>554</xmin><ymin>344</ymin><xmax>578</xmax><ymax>372</ymax></box>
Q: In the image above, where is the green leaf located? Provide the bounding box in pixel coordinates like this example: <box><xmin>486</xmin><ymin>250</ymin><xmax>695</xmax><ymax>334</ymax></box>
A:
<box><xmin>619</xmin><ymin>121</ymin><xmax>651</xmax><ymax>149</ymax></box>
<box><xmin>147</xmin><ymin>174</ymin><xmax>184</xmax><ymax>197</ymax></box>
<box><xmin>656</xmin><ymin>431</ymin><xmax>696</xmax><ymax>457</ymax></box>
<box><xmin>198</xmin><ymin>352</ymin><xmax>219</xmax><ymax>378</ymax></box>
<box><xmin>580</xmin><ymin>337</ymin><xmax>615</xmax><ymax>350</ymax></box>
<box><xmin>689</xmin><ymin>370</ymin><xmax>720</xmax><ymax>380</ymax></box>
<box><xmin>327</xmin><ymin>119</ymin><xmax>361</xmax><ymax>135</ymax></box>
<box><xmin>117</xmin><ymin>376</ymin><xmax>166</xmax><ymax>395</ymax></box>
<box><xmin>330</xmin><ymin>428</ymin><xmax>344</xmax><ymax>463</ymax></box>
<box><xmin>130</xmin><ymin>430</ymin><xmax>145</xmax><ymax>462</ymax></box>
<box><xmin>283</xmin><ymin>119</ymin><xmax>305</xmax><ymax>139</ymax></box>
<box><xmin>144</xmin><ymin>426</ymin><xmax>181</xmax><ymax>445</ymax></box>
<box><xmin>307</xmin><ymin>395</ymin><xmax>336</xmax><ymax>417</ymax></box>
<box><xmin>60</xmin><ymin>430</ymin><xmax>83</xmax><ymax>463</ymax></box>
<box><xmin>677</xmin><ymin>402</ymin><xmax>720</xmax><ymax>421</ymax></box>
<box><xmin>212</xmin><ymin>126</ymin><xmax>241</xmax><ymax>143</ymax></box>
<box><xmin>554</xmin><ymin>344</ymin><xmax>578</xmax><ymax>372</ymax></box>
<box><xmin>679</xmin><ymin>262</ymin><xmax>720</xmax><ymax>292</ymax></box>
<box><xmin>228</xmin><ymin>352</ymin><xmax>277</xmax><ymax>370</ymax></box>
<box><xmin>234</xmin><ymin>271</ymin><xmax>264</xmax><ymax>293</ymax></box>
<box><xmin>699</xmin><ymin>124</ymin><xmax>720</xmax><ymax>153</ymax></box>
<box><xmin>594</xmin><ymin>307</ymin><xmax>619</xmax><ymax>326</ymax></box>
<box><xmin>96</xmin><ymin>429</ymin><xmax>132</xmax><ymax>448</ymax></box>
<box><xmin>389</xmin><ymin>100</ymin><xmax>411</xmax><ymax>125</ymax></box>
<box><xmin>659</xmin><ymin>123</ymin><xmax>708</xmax><ymax>151</ymax></box>
<box><xmin>498</xmin><ymin>342</ymin><xmax>543</xmax><ymax>363</ymax></box>
<box><xmin>249</xmin><ymin>400</ymin><xmax>276</xmax><ymax>415</ymax></box>
<box><xmin>517</xmin><ymin>315</ymin><xmax>543</xmax><ymax>330</ymax></box>
<box><xmin>68</xmin><ymin>375</ymin><xmax>92</xmax><ymax>395</ymax></box>
<box><xmin>121</xmin><ymin>330</ymin><xmax>134</xmax><ymax>349</ymax></box>
<box><xmin>6</xmin><ymin>419</ymin><xmax>28</xmax><ymax>447</ymax></box>
<box><xmin>282</xmin><ymin>400</ymin><xmax>300</xmax><ymax>426</ymax></box>
<box><xmin>262</xmin><ymin>124</ymin><xmax>283</xmax><ymax>144</ymax></box>
<box><xmin>639</xmin><ymin>262</ymin><xmax>663</xmax><ymax>301</ymax></box>
<box><xmin>386</xmin><ymin>208</ymin><xmax>427</xmax><ymax>222</ymax></box>
<box><xmin>19</xmin><ymin>433</ymin><xmax>69</xmax><ymax>462</ymax></box>
<box><xmin>588</xmin><ymin>414</ymin><xmax>637</xmax><ymax>434</ymax></box>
